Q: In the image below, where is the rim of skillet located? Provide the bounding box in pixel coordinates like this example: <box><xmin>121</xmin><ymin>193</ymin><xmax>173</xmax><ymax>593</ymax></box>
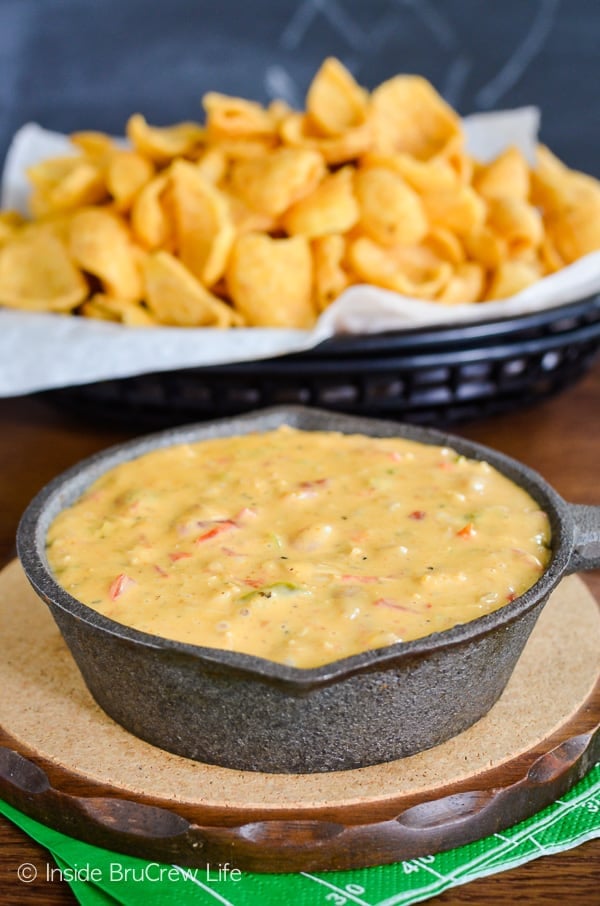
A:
<box><xmin>17</xmin><ymin>405</ymin><xmax>573</xmax><ymax>690</ymax></box>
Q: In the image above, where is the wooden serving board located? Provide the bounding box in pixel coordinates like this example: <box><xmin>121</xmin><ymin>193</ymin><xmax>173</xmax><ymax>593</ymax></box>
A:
<box><xmin>0</xmin><ymin>559</ymin><xmax>599</xmax><ymax>873</ymax></box>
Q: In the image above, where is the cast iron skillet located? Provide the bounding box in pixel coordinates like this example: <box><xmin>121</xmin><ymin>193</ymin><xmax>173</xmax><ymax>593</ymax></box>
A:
<box><xmin>16</xmin><ymin>406</ymin><xmax>600</xmax><ymax>773</ymax></box>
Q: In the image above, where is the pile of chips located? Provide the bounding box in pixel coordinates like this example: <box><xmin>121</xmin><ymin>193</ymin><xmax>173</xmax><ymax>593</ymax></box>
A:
<box><xmin>1</xmin><ymin>57</ymin><xmax>600</xmax><ymax>328</ymax></box>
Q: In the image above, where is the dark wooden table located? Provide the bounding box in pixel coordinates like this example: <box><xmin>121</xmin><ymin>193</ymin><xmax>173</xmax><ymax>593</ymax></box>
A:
<box><xmin>0</xmin><ymin>368</ymin><xmax>599</xmax><ymax>904</ymax></box>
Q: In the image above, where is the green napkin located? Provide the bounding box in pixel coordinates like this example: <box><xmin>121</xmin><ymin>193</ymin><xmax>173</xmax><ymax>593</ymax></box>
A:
<box><xmin>2</xmin><ymin>762</ymin><xmax>599</xmax><ymax>905</ymax></box>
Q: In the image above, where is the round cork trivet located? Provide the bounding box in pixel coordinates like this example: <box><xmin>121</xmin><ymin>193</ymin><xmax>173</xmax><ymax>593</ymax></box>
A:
<box><xmin>1</xmin><ymin>559</ymin><xmax>599</xmax><ymax>872</ymax></box>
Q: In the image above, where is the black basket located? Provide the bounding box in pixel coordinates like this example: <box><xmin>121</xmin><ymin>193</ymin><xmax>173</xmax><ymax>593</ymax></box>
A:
<box><xmin>45</xmin><ymin>296</ymin><xmax>600</xmax><ymax>428</ymax></box>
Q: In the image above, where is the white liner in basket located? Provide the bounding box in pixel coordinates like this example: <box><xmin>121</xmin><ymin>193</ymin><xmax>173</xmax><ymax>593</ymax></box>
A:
<box><xmin>1</xmin><ymin>109</ymin><xmax>600</xmax><ymax>397</ymax></box>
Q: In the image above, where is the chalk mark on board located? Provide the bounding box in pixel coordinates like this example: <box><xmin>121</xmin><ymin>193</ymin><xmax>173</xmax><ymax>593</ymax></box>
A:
<box><xmin>475</xmin><ymin>0</ymin><xmax>560</xmax><ymax>107</ymax></box>
<box><xmin>281</xmin><ymin>0</ymin><xmax>365</xmax><ymax>51</ymax></box>
<box><xmin>264</xmin><ymin>64</ymin><xmax>302</xmax><ymax>107</ymax></box>
<box><xmin>275</xmin><ymin>0</ymin><xmax>559</xmax><ymax>112</ymax></box>
<box><xmin>274</xmin><ymin>0</ymin><xmax>473</xmax><ymax>109</ymax></box>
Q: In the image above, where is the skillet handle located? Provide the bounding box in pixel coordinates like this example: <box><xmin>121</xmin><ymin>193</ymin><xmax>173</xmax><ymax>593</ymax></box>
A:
<box><xmin>565</xmin><ymin>504</ymin><xmax>600</xmax><ymax>574</ymax></box>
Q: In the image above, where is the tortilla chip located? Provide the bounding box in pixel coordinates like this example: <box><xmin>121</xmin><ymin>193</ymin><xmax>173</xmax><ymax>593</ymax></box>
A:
<box><xmin>474</xmin><ymin>146</ymin><xmax>530</xmax><ymax>201</ymax></box>
<box><xmin>437</xmin><ymin>262</ymin><xmax>485</xmax><ymax>304</ymax></box>
<box><xmin>0</xmin><ymin>230</ymin><xmax>88</xmax><ymax>311</ymax></box>
<box><xmin>169</xmin><ymin>160</ymin><xmax>235</xmax><ymax>286</ymax></box>
<box><xmin>106</xmin><ymin>150</ymin><xmax>154</xmax><ymax>210</ymax></box>
<box><xmin>69</xmin><ymin>208</ymin><xmax>143</xmax><ymax>300</ymax></box>
<box><xmin>203</xmin><ymin>92</ymin><xmax>277</xmax><ymax>140</ymax></box>
<box><xmin>371</xmin><ymin>75</ymin><xmax>462</xmax><ymax>159</ymax></box>
<box><xmin>348</xmin><ymin>236</ymin><xmax>452</xmax><ymax>298</ymax></box>
<box><xmin>80</xmin><ymin>294</ymin><xmax>158</xmax><ymax>326</ymax></box>
<box><xmin>487</xmin><ymin>260</ymin><xmax>541</xmax><ymax>299</ymax></box>
<box><xmin>226</xmin><ymin>233</ymin><xmax>315</xmax><ymax>326</ymax></box>
<box><xmin>422</xmin><ymin>186</ymin><xmax>486</xmax><ymax>236</ymax></box>
<box><xmin>130</xmin><ymin>172</ymin><xmax>172</xmax><ymax>250</ymax></box>
<box><xmin>229</xmin><ymin>147</ymin><xmax>325</xmax><ymax>217</ymax></box>
<box><xmin>306</xmin><ymin>57</ymin><xmax>368</xmax><ymax>136</ymax></box>
<box><xmin>355</xmin><ymin>167</ymin><xmax>428</xmax><ymax>245</ymax></box>
<box><xmin>312</xmin><ymin>234</ymin><xmax>351</xmax><ymax>310</ymax></box>
<box><xmin>143</xmin><ymin>251</ymin><xmax>240</xmax><ymax>326</ymax></box>
<box><xmin>487</xmin><ymin>197</ymin><xmax>544</xmax><ymax>254</ymax></box>
<box><xmin>282</xmin><ymin>166</ymin><xmax>359</xmax><ymax>237</ymax></box>
<box><xmin>127</xmin><ymin>114</ymin><xmax>205</xmax><ymax>163</ymax></box>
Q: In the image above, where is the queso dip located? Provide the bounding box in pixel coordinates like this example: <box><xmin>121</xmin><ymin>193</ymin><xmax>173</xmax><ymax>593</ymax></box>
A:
<box><xmin>46</xmin><ymin>427</ymin><xmax>551</xmax><ymax>667</ymax></box>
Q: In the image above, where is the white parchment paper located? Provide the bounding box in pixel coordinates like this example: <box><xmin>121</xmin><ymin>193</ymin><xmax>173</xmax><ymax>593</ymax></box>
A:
<box><xmin>2</xmin><ymin>109</ymin><xmax>600</xmax><ymax>397</ymax></box>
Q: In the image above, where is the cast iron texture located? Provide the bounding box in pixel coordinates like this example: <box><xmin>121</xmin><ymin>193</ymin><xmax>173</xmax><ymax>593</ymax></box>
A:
<box><xmin>16</xmin><ymin>407</ymin><xmax>600</xmax><ymax>774</ymax></box>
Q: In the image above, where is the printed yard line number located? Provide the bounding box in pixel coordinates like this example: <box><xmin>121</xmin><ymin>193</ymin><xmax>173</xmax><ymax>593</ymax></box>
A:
<box><xmin>579</xmin><ymin>797</ymin><xmax>599</xmax><ymax>813</ymax></box>
<box><xmin>301</xmin><ymin>873</ymin><xmax>368</xmax><ymax>905</ymax></box>
<box><xmin>402</xmin><ymin>855</ymin><xmax>436</xmax><ymax>874</ymax></box>
<box><xmin>401</xmin><ymin>855</ymin><xmax>446</xmax><ymax>881</ymax></box>
<box><xmin>325</xmin><ymin>885</ymin><xmax>368</xmax><ymax>905</ymax></box>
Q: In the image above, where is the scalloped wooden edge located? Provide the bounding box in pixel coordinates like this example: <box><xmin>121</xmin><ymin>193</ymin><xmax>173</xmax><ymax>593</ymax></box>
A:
<box><xmin>1</xmin><ymin>704</ymin><xmax>598</xmax><ymax>872</ymax></box>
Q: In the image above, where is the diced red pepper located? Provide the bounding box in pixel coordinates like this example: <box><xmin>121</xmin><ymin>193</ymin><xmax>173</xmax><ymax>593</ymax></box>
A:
<box><xmin>234</xmin><ymin>507</ymin><xmax>257</xmax><ymax>521</ymax></box>
<box><xmin>409</xmin><ymin>510</ymin><xmax>426</xmax><ymax>520</ymax></box>
<box><xmin>109</xmin><ymin>573</ymin><xmax>136</xmax><ymax>600</ymax></box>
<box><xmin>241</xmin><ymin>577</ymin><xmax>264</xmax><ymax>588</ymax></box>
<box><xmin>456</xmin><ymin>523</ymin><xmax>476</xmax><ymax>538</ymax></box>
<box><xmin>373</xmin><ymin>598</ymin><xmax>413</xmax><ymax>612</ymax></box>
<box><xmin>168</xmin><ymin>551</ymin><xmax>192</xmax><ymax>562</ymax></box>
<box><xmin>294</xmin><ymin>478</ymin><xmax>329</xmax><ymax>498</ymax></box>
<box><xmin>194</xmin><ymin>521</ymin><xmax>236</xmax><ymax>543</ymax></box>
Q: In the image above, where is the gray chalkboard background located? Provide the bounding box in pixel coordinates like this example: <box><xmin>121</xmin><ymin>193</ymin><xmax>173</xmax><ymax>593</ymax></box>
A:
<box><xmin>0</xmin><ymin>0</ymin><xmax>598</xmax><ymax>175</ymax></box>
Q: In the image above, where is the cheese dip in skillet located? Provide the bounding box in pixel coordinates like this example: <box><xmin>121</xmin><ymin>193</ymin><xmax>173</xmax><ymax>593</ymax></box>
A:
<box><xmin>46</xmin><ymin>426</ymin><xmax>551</xmax><ymax>667</ymax></box>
